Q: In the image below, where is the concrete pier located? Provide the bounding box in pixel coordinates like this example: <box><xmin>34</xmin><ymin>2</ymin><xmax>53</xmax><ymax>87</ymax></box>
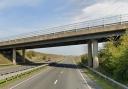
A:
<box><xmin>88</xmin><ymin>41</ymin><xmax>93</xmax><ymax>67</ymax></box>
<box><xmin>92</xmin><ymin>40</ymin><xmax>99</xmax><ymax>69</ymax></box>
<box><xmin>13</xmin><ymin>48</ymin><xmax>16</xmax><ymax>65</ymax></box>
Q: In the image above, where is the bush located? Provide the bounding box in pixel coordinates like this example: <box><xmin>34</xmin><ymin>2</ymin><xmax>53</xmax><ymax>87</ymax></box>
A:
<box><xmin>114</xmin><ymin>48</ymin><xmax>128</xmax><ymax>81</ymax></box>
<box><xmin>26</xmin><ymin>51</ymin><xmax>36</xmax><ymax>59</ymax></box>
<box><xmin>81</xmin><ymin>55</ymin><xmax>88</xmax><ymax>65</ymax></box>
<box><xmin>99</xmin><ymin>34</ymin><xmax>128</xmax><ymax>82</ymax></box>
<box><xmin>43</xmin><ymin>56</ymin><xmax>46</xmax><ymax>60</ymax></box>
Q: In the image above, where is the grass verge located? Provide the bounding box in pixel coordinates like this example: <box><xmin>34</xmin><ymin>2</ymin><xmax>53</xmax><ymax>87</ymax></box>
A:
<box><xmin>84</xmin><ymin>68</ymin><xmax>120</xmax><ymax>89</ymax></box>
<box><xmin>77</xmin><ymin>61</ymin><xmax>120</xmax><ymax>89</ymax></box>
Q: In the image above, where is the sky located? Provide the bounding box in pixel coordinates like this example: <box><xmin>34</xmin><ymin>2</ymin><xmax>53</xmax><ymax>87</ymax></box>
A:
<box><xmin>0</xmin><ymin>0</ymin><xmax>128</xmax><ymax>55</ymax></box>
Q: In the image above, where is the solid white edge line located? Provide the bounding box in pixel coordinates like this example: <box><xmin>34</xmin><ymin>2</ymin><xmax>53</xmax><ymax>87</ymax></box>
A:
<box><xmin>73</xmin><ymin>60</ymin><xmax>92</xmax><ymax>89</ymax></box>
<box><xmin>10</xmin><ymin>66</ymin><xmax>51</xmax><ymax>89</ymax></box>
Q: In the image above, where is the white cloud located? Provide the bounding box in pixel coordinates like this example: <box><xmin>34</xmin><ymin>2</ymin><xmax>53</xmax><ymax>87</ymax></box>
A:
<box><xmin>74</xmin><ymin>0</ymin><xmax>128</xmax><ymax>22</ymax></box>
<box><xmin>0</xmin><ymin>0</ymin><xmax>42</xmax><ymax>10</ymax></box>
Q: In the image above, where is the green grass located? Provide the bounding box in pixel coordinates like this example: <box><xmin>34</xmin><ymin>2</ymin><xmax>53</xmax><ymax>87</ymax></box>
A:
<box><xmin>84</xmin><ymin>68</ymin><xmax>120</xmax><ymax>89</ymax></box>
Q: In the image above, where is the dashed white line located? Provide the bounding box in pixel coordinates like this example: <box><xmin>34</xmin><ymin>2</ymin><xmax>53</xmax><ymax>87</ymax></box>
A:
<box><xmin>54</xmin><ymin>80</ymin><xmax>58</xmax><ymax>85</ymax></box>
<box><xmin>60</xmin><ymin>71</ymin><xmax>63</xmax><ymax>74</ymax></box>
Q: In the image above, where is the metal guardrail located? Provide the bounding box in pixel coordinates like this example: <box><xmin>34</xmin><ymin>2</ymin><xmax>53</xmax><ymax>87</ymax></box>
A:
<box><xmin>0</xmin><ymin>64</ymin><xmax>48</xmax><ymax>82</ymax></box>
<box><xmin>0</xmin><ymin>59</ymin><xmax>63</xmax><ymax>84</ymax></box>
<box><xmin>0</xmin><ymin>66</ymin><xmax>36</xmax><ymax>76</ymax></box>
<box><xmin>0</xmin><ymin>14</ymin><xmax>128</xmax><ymax>43</ymax></box>
<box><xmin>85</xmin><ymin>66</ymin><xmax>128</xmax><ymax>89</ymax></box>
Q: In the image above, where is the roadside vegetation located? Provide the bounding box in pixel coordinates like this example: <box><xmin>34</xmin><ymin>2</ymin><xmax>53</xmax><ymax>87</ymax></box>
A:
<box><xmin>26</xmin><ymin>51</ymin><xmax>46</xmax><ymax>61</ymax></box>
<box><xmin>26</xmin><ymin>50</ymin><xmax>64</xmax><ymax>62</ymax></box>
<box><xmin>78</xmin><ymin>56</ymin><xmax>116</xmax><ymax>89</ymax></box>
<box><xmin>83</xmin><ymin>68</ymin><xmax>117</xmax><ymax>89</ymax></box>
<box><xmin>0</xmin><ymin>50</ymin><xmax>64</xmax><ymax>65</ymax></box>
<box><xmin>98</xmin><ymin>34</ymin><xmax>128</xmax><ymax>84</ymax></box>
<box><xmin>80</xmin><ymin>33</ymin><xmax>128</xmax><ymax>85</ymax></box>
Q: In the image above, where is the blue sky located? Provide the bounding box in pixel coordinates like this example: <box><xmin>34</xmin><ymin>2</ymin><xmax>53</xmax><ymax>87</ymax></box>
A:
<box><xmin>0</xmin><ymin>0</ymin><xmax>128</xmax><ymax>55</ymax></box>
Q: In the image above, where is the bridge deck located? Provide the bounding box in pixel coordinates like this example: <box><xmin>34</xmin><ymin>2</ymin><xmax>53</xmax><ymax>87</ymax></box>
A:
<box><xmin>0</xmin><ymin>14</ymin><xmax>128</xmax><ymax>49</ymax></box>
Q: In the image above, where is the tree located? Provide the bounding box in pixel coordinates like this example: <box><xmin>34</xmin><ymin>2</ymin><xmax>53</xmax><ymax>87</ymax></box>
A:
<box><xmin>99</xmin><ymin>33</ymin><xmax>128</xmax><ymax>82</ymax></box>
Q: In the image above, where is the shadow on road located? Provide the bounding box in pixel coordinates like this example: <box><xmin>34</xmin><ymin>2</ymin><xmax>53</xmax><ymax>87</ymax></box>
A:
<box><xmin>48</xmin><ymin>62</ymin><xmax>83</xmax><ymax>69</ymax></box>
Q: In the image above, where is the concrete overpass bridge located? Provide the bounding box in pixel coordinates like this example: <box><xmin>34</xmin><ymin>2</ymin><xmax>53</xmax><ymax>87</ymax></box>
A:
<box><xmin>0</xmin><ymin>14</ymin><xmax>128</xmax><ymax>68</ymax></box>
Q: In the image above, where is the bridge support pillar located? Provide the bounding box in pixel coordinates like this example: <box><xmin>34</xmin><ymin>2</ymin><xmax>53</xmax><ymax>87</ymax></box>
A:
<box><xmin>92</xmin><ymin>40</ymin><xmax>99</xmax><ymax>69</ymax></box>
<box><xmin>88</xmin><ymin>41</ymin><xmax>93</xmax><ymax>67</ymax></box>
<box><xmin>22</xmin><ymin>49</ymin><xmax>26</xmax><ymax>63</ymax></box>
<box><xmin>12</xmin><ymin>48</ymin><xmax>16</xmax><ymax>65</ymax></box>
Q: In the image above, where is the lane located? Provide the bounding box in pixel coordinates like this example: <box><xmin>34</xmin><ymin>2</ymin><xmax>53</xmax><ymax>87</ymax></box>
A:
<box><xmin>10</xmin><ymin>63</ymin><xmax>64</xmax><ymax>89</ymax></box>
<box><xmin>53</xmin><ymin>59</ymin><xmax>91</xmax><ymax>89</ymax></box>
<box><xmin>9</xmin><ymin>59</ymin><xmax>100</xmax><ymax>89</ymax></box>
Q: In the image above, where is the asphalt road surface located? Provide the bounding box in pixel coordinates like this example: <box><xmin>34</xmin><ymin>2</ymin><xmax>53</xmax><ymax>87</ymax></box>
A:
<box><xmin>9</xmin><ymin>59</ymin><xmax>101</xmax><ymax>89</ymax></box>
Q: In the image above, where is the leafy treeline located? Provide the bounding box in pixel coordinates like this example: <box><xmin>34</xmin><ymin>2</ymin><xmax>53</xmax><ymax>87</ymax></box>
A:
<box><xmin>80</xmin><ymin>33</ymin><xmax>128</xmax><ymax>83</ymax></box>
<box><xmin>99</xmin><ymin>34</ymin><xmax>128</xmax><ymax>83</ymax></box>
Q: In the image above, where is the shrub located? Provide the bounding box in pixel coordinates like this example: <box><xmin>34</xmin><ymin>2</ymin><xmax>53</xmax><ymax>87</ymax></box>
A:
<box><xmin>99</xmin><ymin>34</ymin><xmax>128</xmax><ymax>82</ymax></box>
<box><xmin>81</xmin><ymin>54</ymin><xmax>88</xmax><ymax>65</ymax></box>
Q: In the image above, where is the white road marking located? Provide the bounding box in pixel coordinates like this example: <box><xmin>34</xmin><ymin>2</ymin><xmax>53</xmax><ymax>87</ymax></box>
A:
<box><xmin>60</xmin><ymin>71</ymin><xmax>63</xmax><ymax>74</ymax></box>
<box><xmin>54</xmin><ymin>80</ymin><xmax>58</xmax><ymax>85</ymax></box>
<box><xmin>73</xmin><ymin>60</ymin><xmax>92</xmax><ymax>89</ymax></box>
<box><xmin>9</xmin><ymin>67</ymin><xmax>52</xmax><ymax>89</ymax></box>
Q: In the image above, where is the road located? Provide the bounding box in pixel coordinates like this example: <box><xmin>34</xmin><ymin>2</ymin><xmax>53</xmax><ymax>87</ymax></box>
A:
<box><xmin>9</xmin><ymin>59</ymin><xmax>101</xmax><ymax>89</ymax></box>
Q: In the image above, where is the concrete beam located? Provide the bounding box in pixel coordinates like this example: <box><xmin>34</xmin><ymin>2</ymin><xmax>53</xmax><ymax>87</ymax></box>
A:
<box><xmin>92</xmin><ymin>40</ymin><xmax>99</xmax><ymax>69</ymax></box>
<box><xmin>88</xmin><ymin>41</ymin><xmax>93</xmax><ymax>67</ymax></box>
<box><xmin>12</xmin><ymin>48</ymin><xmax>16</xmax><ymax>65</ymax></box>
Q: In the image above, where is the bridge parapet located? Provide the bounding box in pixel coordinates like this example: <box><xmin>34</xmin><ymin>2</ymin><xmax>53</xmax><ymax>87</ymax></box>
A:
<box><xmin>0</xmin><ymin>14</ymin><xmax>128</xmax><ymax>47</ymax></box>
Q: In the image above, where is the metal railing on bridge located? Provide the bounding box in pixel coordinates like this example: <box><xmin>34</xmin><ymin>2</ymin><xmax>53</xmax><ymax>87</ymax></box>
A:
<box><xmin>0</xmin><ymin>14</ymin><xmax>128</xmax><ymax>43</ymax></box>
